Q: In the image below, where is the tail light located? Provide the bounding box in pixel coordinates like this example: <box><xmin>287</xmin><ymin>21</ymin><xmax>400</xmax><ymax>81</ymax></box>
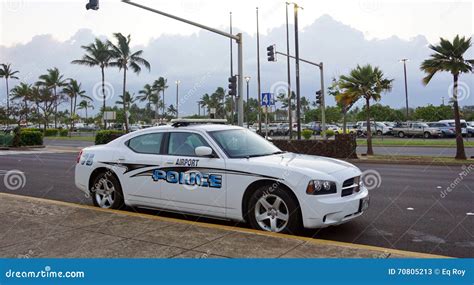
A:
<box><xmin>76</xmin><ymin>150</ymin><xmax>83</xmax><ymax>164</ymax></box>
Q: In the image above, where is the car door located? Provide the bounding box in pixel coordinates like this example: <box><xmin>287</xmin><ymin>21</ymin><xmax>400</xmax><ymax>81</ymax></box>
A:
<box><xmin>118</xmin><ymin>132</ymin><xmax>165</xmax><ymax>204</ymax></box>
<box><xmin>159</xmin><ymin>131</ymin><xmax>227</xmax><ymax>216</ymax></box>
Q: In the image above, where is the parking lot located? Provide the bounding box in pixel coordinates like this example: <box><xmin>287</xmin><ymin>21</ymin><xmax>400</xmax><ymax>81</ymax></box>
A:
<box><xmin>1</xmin><ymin>147</ymin><xmax>472</xmax><ymax>257</ymax></box>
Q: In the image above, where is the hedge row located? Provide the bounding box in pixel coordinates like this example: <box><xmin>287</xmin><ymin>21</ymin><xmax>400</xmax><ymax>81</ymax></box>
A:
<box><xmin>95</xmin><ymin>130</ymin><xmax>125</xmax><ymax>145</ymax></box>
<box><xmin>18</xmin><ymin>130</ymin><xmax>43</xmax><ymax>146</ymax></box>
<box><xmin>22</xmin><ymin>128</ymin><xmax>68</xmax><ymax>137</ymax></box>
<box><xmin>0</xmin><ymin>134</ymin><xmax>14</xmax><ymax>147</ymax></box>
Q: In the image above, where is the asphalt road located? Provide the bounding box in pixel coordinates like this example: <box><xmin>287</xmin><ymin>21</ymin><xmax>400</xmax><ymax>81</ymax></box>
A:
<box><xmin>0</xmin><ymin>152</ymin><xmax>472</xmax><ymax>257</ymax></box>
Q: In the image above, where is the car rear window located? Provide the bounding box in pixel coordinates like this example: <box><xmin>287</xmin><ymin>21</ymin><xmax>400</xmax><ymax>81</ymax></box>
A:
<box><xmin>127</xmin><ymin>133</ymin><xmax>164</xmax><ymax>154</ymax></box>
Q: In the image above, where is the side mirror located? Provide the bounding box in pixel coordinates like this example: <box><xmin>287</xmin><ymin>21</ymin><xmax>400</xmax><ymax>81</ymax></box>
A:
<box><xmin>195</xmin><ymin>146</ymin><xmax>214</xmax><ymax>157</ymax></box>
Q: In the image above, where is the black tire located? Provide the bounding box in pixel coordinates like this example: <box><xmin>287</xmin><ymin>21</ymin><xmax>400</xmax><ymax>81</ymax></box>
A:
<box><xmin>91</xmin><ymin>171</ymin><xmax>125</xmax><ymax>209</ymax></box>
<box><xmin>269</xmin><ymin>130</ymin><xmax>274</xmax><ymax>136</ymax></box>
<box><xmin>423</xmin><ymin>132</ymin><xmax>431</xmax><ymax>139</ymax></box>
<box><xmin>247</xmin><ymin>185</ymin><xmax>301</xmax><ymax>234</ymax></box>
<box><xmin>376</xmin><ymin>130</ymin><xmax>383</xmax><ymax>136</ymax></box>
<box><xmin>398</xmin><ymin>131</ymin><xmax>405</xmax><ymax>138</ymax></box>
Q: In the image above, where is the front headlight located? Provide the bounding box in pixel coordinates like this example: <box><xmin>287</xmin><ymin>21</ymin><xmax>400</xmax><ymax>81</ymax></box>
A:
<box><xmin>306</xmin><ymin>180</ymin><xmax>337</xmax><ymax>195</ymax></box>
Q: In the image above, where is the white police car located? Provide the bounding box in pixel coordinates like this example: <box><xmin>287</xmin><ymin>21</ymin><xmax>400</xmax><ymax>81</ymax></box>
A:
<box><xmin>75</xmin><ymin>119</ymin><xmax>369</xmax><ymax>233</ymax></box>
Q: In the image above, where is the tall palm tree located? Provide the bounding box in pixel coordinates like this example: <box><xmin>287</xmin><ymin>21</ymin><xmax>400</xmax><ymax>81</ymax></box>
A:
<box><xmin>0</xmin><ymin>63</ymin><xmax>19</xmax><ymax>121</ymax></box>
<box><xmin>71</xmin><ymin>38</ymin><xmax>111</xmax><ymax>121</ymax></box>
<box><xmin>78</xmin><ymin>100</ymin><xmax>94</xmax><ymax>121</ymax></box>
<box><xmin>138</xmin><ymin>83</ymin><xmax>159</xmax><ymax>119</ymax></box>
<box><xmin>108</xmin><ymin>33</ymin><xmax>151</xmax><ymax>132</ymax></box>
<box><xmin>36</xmin><ymin>67</ymin><xmax>66</xmax><ymax>128</ymax></box>
<box><xmin>167</xmin><ymin>104</ymin><xmax>177</xmax><ymax>118</ymax></box>
<box><xmin>62</xmin><ymin>79</ymin><xmax>90</xmax><ymax>131</ymax></box>
<box><xmin>153</xmin><ymin>77</ymin><xmax>168</xmax><ymax>119</ymax></box>
<box><xmin>10</xmin><ymin>82</ymin><xmax>32</xmax><ymax>125</ymax></box>
<box><xmin>200</xmin><ymin>93</ymin><xmax>211</xmax><ymax>116</ymax></box>
<box><xmin>420</xmin><ymin>35</ymin><xmax>473</xmax><ymax>160</ymax></box>
<box><xmin>339</xmin><ymin>64</ymin><xmax>393</xmax><ymax>155</ymax></box>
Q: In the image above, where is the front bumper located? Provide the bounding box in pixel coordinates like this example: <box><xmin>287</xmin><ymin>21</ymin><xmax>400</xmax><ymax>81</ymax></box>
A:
<box><xmin>301</xmin><ymin>186</ymin><xmax>369</xmax><ymax>228</ymax></box>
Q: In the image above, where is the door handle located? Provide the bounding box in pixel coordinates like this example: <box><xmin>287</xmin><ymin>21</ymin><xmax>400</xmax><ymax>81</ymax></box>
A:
<box><xmin>117</xmin><ymin>156</ymin><xmax>126</xmax><ymax>162</ymax></box>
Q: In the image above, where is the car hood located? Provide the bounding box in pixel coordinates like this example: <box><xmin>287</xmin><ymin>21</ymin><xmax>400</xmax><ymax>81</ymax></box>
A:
<box><xmin>250</xmin><ymin>152</ymin><xmax>358</xmax><ymax>174</ymax></box>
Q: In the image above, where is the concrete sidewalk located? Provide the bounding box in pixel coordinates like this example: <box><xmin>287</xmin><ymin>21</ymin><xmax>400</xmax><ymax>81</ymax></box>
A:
<box><xmin>0</xmin><ymin>193</ymin><xmax>447</xmax><ymax>258</ymax></box>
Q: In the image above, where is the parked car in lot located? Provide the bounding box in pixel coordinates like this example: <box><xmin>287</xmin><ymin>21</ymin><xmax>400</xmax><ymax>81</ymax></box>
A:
<box><xmin>392</xmin><ymin>122</ymin><xmax>442</xmax><ymax>138</ymax></box>
<box><xmin>75</xmin><ymin>119</ymin><xmax>369</xmax><ymax>233</ymax></box>
<box><xmin>355</xmin><ymin>121</ymin><xmax>392</xmax><ymax>136</ymax></box>
<box><xmin>427</xmin><ymin>122</ymin><xmax>455</xmax><ymax>138</ymax></box>
<box><xmin>306</xmin><ymin>121</ymin><xmax>322</xmax><ymax>134</ymax></box>
<box><xmin>438</xmin><ymin>120</ymin><xmax>470</xmax><ymax>137</ymax></box>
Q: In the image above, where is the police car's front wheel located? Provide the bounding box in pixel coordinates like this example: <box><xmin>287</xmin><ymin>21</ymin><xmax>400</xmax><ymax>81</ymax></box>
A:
<box><xmin>91</xmin><ymin>172</ymin><xmax>124</xmax><ymax>209</ymax></box>
<box><xmin>248</xmin><ymin>186</ymin><xmax>301</xmax><ymax>234</ymax></box>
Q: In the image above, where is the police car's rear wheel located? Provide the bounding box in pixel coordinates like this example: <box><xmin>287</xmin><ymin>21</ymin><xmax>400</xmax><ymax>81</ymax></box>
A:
<box><xmin>248</xmin><ymin>187</ymin><xmax>301</xmax><ymax>234</ymax></box>
<box><xmin>91</xmin><ymin>172</ymin><xmax>124</xmax><ymax>209</ymax></box>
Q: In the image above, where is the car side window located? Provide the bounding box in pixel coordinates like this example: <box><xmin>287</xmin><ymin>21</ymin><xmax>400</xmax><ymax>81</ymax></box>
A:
<box><xmin>127</xmin><ymin>133</ymin><xmax>164</xmax><ymax>154</ymax></box>
<box><xmin>168</xmin><ymin>132</ymin><xmax>210</xmax><ymax>156</ymax></box>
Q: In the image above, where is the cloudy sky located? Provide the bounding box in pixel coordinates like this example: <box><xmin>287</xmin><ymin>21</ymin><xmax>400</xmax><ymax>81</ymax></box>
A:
<box><xmin>1</xmin><ymin>0</ymin><xmax>473</xmax><ymax>116</ymax></box>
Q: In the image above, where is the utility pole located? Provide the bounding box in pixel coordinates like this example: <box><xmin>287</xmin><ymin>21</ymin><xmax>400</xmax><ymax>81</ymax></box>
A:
<box><xmin>400</xmin><ymin>58</ymin><xmax>409</xmax><ymax>120</ymax></box>
<box><xmin>175</xmin><ymin>80</ymin><xmax>180</xmax><ymax>118</ymax></box>
<box><xmin>245</xmin><ymin>76</ymin><xmax>251</xmax><ymax>127</ymax></box>
<box><xmin>293</xmin><ymin>3</ymin><xmax>302</xmax><ymax>140</ymax></box>
<box><xmin>256</xmin><ymin>7</ymin><xmax>262</xmax><ymax>133</ymax></box>
<box><xmin>229</xmin><ymin>12</ymin><xmax>234</xmax><ymax>124</ymax></box>
<box><xmin>122</xmin><ymin>0</ymin><xmax>244</xmax><ymax>126</ymax></box>
<box><xmin>285</xmin><ymin>2</ymin><xmax>292</xmax><ymax>139</ymax></box>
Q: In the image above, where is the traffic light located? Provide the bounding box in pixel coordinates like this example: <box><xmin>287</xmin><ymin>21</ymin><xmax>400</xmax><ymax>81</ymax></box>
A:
<box><xmin>228</xmin><ymin>75</ymin><xmax>237</xmax><ymax>96</ymax></box>
<box><xmin>267</xmin><ymin>45</ymin><xmax>276</xmax><ymax>62</ymax></box>
<box><xmin>86</xmin><ymin>0</ymin><xmax>99</xmax><ymax>10</ymax></box>
<box><xmin>315</xmin><ymin>90</ymin><xmax>323</xmax><ymax>105</ymax></box>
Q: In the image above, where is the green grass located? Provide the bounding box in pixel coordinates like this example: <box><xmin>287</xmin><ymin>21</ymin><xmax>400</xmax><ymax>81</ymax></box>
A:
<box><xmin>45</xmin><ymin>136</ymin><xmax>95</xmax><ymax>142</ymax></box>
<box><xmin>357</xmin><ymin>138</ymin><xmax>474</xmax><ymax>148</ymax></box>
<box><xmin>355</xmin><ymin>154</ymin><xmax>474</xmax><ymax>165</ymax></box>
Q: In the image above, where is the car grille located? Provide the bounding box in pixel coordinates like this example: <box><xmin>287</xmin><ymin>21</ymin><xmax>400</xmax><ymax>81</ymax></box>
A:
<box><xmin>341</xmin><ymin>176</ymin><xmax>360</xmax><ymax>197</ymax></box>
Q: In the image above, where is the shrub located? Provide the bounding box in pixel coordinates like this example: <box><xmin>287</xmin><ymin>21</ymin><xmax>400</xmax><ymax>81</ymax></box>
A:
<box><xmin>59</xmin><ymin>129</ymin><xmax>69</xmax><ymax>137</ymax></box>
<box><xmin>322</xmin><ymin>129</ymin><xmax>335</xmax><ymax>138</ymax></box>
<box><xmin>95</xmin><ymin>130</ymin><xmax>125</xmax><ymax>145</ymax></box>
<box><xmin>22</xmin><ymin>128</ymin><xmax>43</xmax><ymax>133</ymax></box>
<box><xmin>0</xmin><ymin>134</ymin><xmax>14</xmax><ymax>147</ymax></box>
<box><xmin>18</xmin><ymin>131</ymin><xmax>43</xmax><ymax>146</ymax></box>
<box><xmin>44</xmin><ymin>128</ymin><xmax>60</xmax><ymax>137</ymax></box>
<box><xmin>302</xmin><ymin>129</ymin><xmax>313</xmax><ymax>140</ymax></box>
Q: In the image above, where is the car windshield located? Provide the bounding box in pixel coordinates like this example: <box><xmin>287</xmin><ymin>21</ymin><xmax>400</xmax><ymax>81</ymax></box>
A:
<box><xmin>209</xmin><ymin>129</ymin><xmax>282</xmax><ymax>158</ymax></box>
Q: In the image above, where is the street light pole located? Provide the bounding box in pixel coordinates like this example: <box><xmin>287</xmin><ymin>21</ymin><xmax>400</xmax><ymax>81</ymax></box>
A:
<box><xmin>245</xmin><ymin>76</ymin><xmax>250</xmax><ymax>127</ymax></box>
<box><xmin>175</xmin><ymin>80</ymin><xmax>180</xmax><ymax>118</ymax></box>
<box><xmin>400</xmin><ymin>58</ymin><xmax>409</xmax><ymax>120</ymax></box>
<box><xmin>292</xmin><ymin>3</ymin><xmax>303</xmax><ymax>140</ymax></box>
<box><xmin>256</xmin><ymin>7</ymin><xmax>262</xmax><ymax>133</ymax></box>
<box><xmin>229</xmin><ymin>12</ymin><xmax>234</xmax><ymax>124</ymax></box>
<box><xmin>285</xmin><ymin>2</ymin><xmax>293</xmax><ymax>139</ymax></box>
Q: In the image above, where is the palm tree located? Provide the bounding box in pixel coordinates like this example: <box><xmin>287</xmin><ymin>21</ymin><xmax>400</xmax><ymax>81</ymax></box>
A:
<box><xmin>167</xmin><ymin>104</ymin><xmax>177</xmax><ymax>118</ymax></box>
<box><xmin>153</xmin><ymin>77</ymin><xmax>168</xmax><ymax>119</ymax></box>
<box><xmin>62</xmin><ymin>79</ymin><xmax>90</xmax><ymax>131</ymax></box>
<box><xmin>420</xmin><ymin>35</ymin><xmax>473</xmax><ymax>160</ymax></box>
<box><xmin>0</xmin><ymin>63</ymin><xmax>19</xmax><ymax>120</ymax></box>
<box><xmin>138</xmin><ymin>83</ymin><xmax>159</xmax><ymax>119</ymax></box>
<box><xmin>339</xmin><ymin>64</ymin><xmax>393</xmax><ymax>155</ymax></box>
<box><xmin>108</xmin><ymin>33</ymin><xmax>150</xmax><ymax>132</ymax></box>
<box><xmin>200</xmin><ymin>93</ymin><xmax>211</xmax><ymax>116</ymax></box>
<box><xmin>78</xmin><ymin>100</ymin><xmax>94</xmax><ymax>121</ymax></box>
<box><xmin>10</xmin><ymin>82</ymin><xmax>32</xmax><ymax>125</ymax></box>
<box><xmin>71</xmin><ymin>38</ymin><xmax>112</xmax><ymax>120</ymax></box>
<box><xmin>330</xmin><ymin>78</ymin><xmax>358</xmax><ymax>133</ymax></box>
<box><xmin>36</xmin><ymin>67</ymin><xmax>66</xmax><ymax>128</ymax></box>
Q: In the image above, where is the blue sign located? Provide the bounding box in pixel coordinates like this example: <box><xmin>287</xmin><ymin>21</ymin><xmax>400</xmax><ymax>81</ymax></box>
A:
<box><xmin>261</xmin><ymin>93</ymin><xmax>274</xmax><ymax>106</ymax></box>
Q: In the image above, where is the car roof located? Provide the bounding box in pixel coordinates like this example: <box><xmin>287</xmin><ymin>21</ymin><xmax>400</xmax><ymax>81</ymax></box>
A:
<box><xmin>140</xmin><ymin>123</ymin><xmax>243</xmax><ymax>133</ymax></box>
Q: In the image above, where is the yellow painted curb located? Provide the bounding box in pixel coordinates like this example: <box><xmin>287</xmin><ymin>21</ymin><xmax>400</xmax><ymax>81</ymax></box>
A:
<box><xmin>0</xmin><ymin>192</ymin><xmax>450</xmax><ymax>259</ymax></box>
